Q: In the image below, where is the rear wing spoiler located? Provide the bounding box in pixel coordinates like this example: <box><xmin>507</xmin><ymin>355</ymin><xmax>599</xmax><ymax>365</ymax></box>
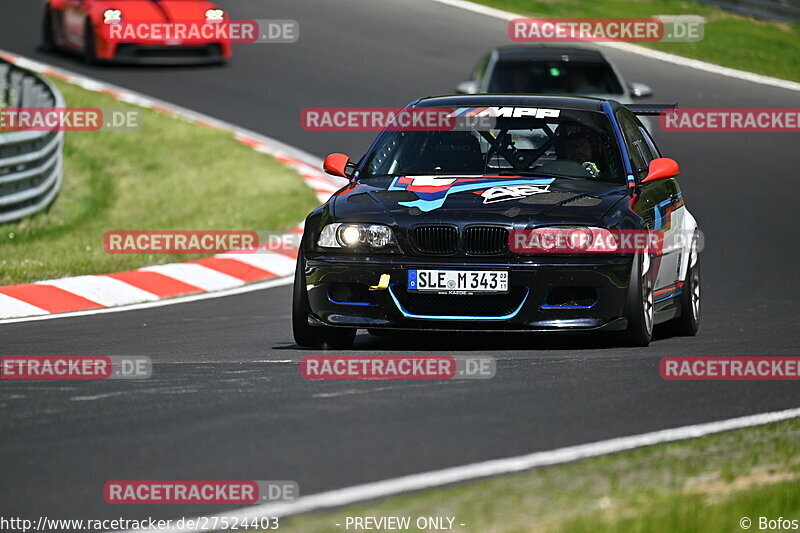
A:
<box><xmin>624</xmin><ymin>104</ymin><xmax>678</xmax><ymax>116</ymax></box>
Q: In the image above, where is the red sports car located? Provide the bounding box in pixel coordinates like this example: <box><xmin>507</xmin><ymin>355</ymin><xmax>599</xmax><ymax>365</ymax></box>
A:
<box><xmin>41</xmin><ymin>0</ymin><xmax>233</xmax><ymax>65</ymax></box>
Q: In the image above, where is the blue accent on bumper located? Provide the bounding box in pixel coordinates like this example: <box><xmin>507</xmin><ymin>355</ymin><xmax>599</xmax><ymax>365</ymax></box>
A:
<box><xmin>327</xmin><ymin>289</ymin><xmax>377</xmax><ymax>307</ymax></box>
<box><xmin>388</xmin><ymin>285</ymin><xmax>530</xmax><ymax>321</ymax></box>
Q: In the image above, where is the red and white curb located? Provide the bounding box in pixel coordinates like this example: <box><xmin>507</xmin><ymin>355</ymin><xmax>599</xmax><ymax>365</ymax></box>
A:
<box><xmin>0</xmin><ymin>49</ymin><xmax>347</xmax><ymax>321</ymax></box>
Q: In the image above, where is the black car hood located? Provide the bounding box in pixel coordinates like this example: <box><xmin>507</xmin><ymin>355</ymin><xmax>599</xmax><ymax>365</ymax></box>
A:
<box><xmin>331</xmin><ymin>176</ymin><xmax>630</xmax><ymax>227</ymax></box>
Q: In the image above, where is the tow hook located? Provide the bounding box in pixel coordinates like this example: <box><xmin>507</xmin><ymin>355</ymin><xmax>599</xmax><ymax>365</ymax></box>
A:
<box><xmin>369</xmin><ymin>273</ymin><xmax>391</xmax><ymax>291</ymax></box>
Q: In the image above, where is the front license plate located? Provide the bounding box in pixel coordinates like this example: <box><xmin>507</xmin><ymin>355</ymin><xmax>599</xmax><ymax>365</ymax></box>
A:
<box><xmin>408</xmin><ymin>269</ymin><xmax>509</xmax><ymax>294</ymax></box>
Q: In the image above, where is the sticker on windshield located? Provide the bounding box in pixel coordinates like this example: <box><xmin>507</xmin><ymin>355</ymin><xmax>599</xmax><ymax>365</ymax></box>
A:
<box><xmin>389</xmin><ymin>176</ymin><xmax>555</xmax><ymax>212</ymax></box>
<box><xmin>447</xmin><ymin>107</ymin><xmax>561</xmax><ymax>119</ymax></box>
<box><xmin>479</xmin><ymin>183</ymin><xmax>551</xmax><ymax>204</ymax></box>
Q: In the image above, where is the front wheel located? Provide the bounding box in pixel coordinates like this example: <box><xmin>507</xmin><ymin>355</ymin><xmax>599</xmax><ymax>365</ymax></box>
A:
<box><xmin>83</xmin><ymin>22</ymin><xmax>97</xmax><ymax>64</ymax></box>
<box><xmin>292</xmin><ymin>249</ymin><xmax>356</xmax><ymax>350</ymax></box>
<box><xmin>623</xmin><ymin>253</ymin><xmax>654</xmax><ymax>347</ymax></box>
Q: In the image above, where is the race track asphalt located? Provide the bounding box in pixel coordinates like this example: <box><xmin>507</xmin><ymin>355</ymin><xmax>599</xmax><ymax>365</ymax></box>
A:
<box><xmin>1</xmin><ymin>0</ymin><xmax>799</xmax><ymax>522</ymax></box>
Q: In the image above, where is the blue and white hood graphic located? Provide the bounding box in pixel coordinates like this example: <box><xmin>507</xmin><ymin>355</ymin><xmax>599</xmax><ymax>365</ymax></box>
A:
<box><xmin>388</xmin><ymin>175</ymin><xmax>555</xmax><ymax>212</ymax></box>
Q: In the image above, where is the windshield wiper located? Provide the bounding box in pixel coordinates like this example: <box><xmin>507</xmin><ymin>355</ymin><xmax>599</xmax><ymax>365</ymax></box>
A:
<box><xmin>494</xmin><ymin>170</ymin><xmax>572</xmax><ymax>179</ymax></box>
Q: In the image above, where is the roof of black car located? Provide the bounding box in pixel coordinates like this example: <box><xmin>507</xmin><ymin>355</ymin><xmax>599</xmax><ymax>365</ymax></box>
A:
<box><xmin>494</xmin><ymin>45</ymin><xmax>608</xmax><ymax>63</ymax></box>
<box><xmin>414</xmin><ymin>94</ymin><xmax>611</xmax><ymax>112</ymax></box>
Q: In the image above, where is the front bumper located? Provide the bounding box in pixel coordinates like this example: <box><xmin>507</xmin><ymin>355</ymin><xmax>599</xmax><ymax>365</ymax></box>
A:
<box><xmin>98</xmin><ymin>43</ymin><xmax>229</xmax><ymax>65</ymax></box>
<box><xmin>303</xmin><ymin>254</ymin><xmax>634</xmax><ymax>332</ymax></box>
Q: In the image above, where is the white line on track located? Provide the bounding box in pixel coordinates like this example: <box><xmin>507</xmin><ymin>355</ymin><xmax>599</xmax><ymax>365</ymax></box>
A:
<box><xmin>120</xmin><ymin>406</ymin><xmax>800</xmax><ymax>532</ymax></box>
<box><xmin>311</xmin><ymin>382</ymin><xmax>440</xmax><ymax>399</ymax></box>
<box><xmin>428</xmin><ymin>0</ymin><xmax>800</xmax><ymax>92</ymax></box>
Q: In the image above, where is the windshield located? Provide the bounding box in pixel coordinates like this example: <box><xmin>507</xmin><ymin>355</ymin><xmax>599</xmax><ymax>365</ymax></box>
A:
<box><xmin>488</xmin><ymin>60</ymin><xmax>624</xmax><ymax>96</ymax></box>
<box><xmin>361</xmin><ymin>108</ymin><xmax>626</xmax><ymax>184</ymax></box>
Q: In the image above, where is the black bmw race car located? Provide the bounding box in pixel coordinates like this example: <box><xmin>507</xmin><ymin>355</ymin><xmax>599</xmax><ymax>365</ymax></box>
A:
<box><xmin>293</xmin><ymin>95</ymin><xmax>700</xmax><ymax>349</ymax></box>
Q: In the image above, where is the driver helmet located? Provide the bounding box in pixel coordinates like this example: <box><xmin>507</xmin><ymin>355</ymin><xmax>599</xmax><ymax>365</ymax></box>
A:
<box><xmin>553</xmin><ymin>122</ymin><xmax>603</xmax><ymax>161</ymax></box>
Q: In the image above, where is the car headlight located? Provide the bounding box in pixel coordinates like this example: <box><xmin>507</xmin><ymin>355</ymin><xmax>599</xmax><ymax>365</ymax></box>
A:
<box><xmin>103</xmin><ymin>9</ymin><xmax>123</xmax><ymax>25</ymax></box>
<box><xmin>205</xmin><ymin>8</ymin><xmax>225</xmax><ymax>23</ymax></box>
<box><xmin>318</xmin><ymin>223</ymin><xmax>398</xmax><ymax>250</ymax></box>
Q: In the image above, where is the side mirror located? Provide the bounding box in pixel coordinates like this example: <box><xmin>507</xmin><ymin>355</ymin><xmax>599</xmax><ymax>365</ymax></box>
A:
<box><xmin>628</xmin><ymin>82</ymin><xmax>653</xmax><ymax>98</ymax></box>
<box><xmin>455</xmin><ymin>81</ymin><xmax>480</xmax><ymax>94</ymax></box>
<box><xmin>642</xmin><ymin>158</ymin><xmax>679</xmax><ymax>184</ymax></box>
<box><xmin>323</xmin><ymin>153</ymin><xmax>351</xmax><ymax>178</ymax></box>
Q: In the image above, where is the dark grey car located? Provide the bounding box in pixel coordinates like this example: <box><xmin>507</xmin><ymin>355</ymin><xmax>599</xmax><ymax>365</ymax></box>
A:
<box><xmin>456</xmin><ymin>45</ymin><xmax>654</xmax><ymax>128</ymax></box>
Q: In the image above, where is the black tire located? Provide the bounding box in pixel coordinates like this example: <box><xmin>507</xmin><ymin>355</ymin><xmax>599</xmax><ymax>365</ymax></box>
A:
<box><xmin>292</xmin><ymin>249</ymin><xmax>356</xmax><ymax>349</ymax></box>
<box><xmin>83</xmin><ymin>22</ymin><xmax>97</xmax><ymax>64</ymax></box>
<box><xmin>667</xmin><ymin>232</ymin><xmax>700</xmax><ymax>336</ymax></box>
<box><xmin>622</xmin><ymin>253</ymin><xmax>654</xmax><ymax>347</ymax></box>
<box><xmin>41</xmin><ymin>9</ymin><xmax>56</xmax><ymax>53</ymax></box>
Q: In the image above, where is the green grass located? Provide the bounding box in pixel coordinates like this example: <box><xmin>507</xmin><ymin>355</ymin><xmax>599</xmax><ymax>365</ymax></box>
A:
<box><xmin>561</xmin><ymin>480</ymin><xmax>800</xmax><ymax>533</ymax></box>
<box><xmin>0</xmin><ymin>79</ymin><xmax>319</xmax><ymax>286</ymax></box>
<box><xmin>275</xmin><ymin>418</ymin><xmax>800</xmax><ymax>533</ymax></box>
<box><xmin>474</xmin><ymin>0</ymin><xmax>800</xmax><ymax>83</ymax></box>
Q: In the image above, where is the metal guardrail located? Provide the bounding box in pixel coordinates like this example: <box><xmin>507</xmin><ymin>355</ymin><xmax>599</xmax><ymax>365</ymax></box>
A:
<box><xmin>698</xmin><ymin>0</ymin><xmax>800</xmax><ymax>23</ymax></box>
<box><xmin>0</xmin><ymin>59</ymin><xmax>65</xmax><ymax>224</ymax></box>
